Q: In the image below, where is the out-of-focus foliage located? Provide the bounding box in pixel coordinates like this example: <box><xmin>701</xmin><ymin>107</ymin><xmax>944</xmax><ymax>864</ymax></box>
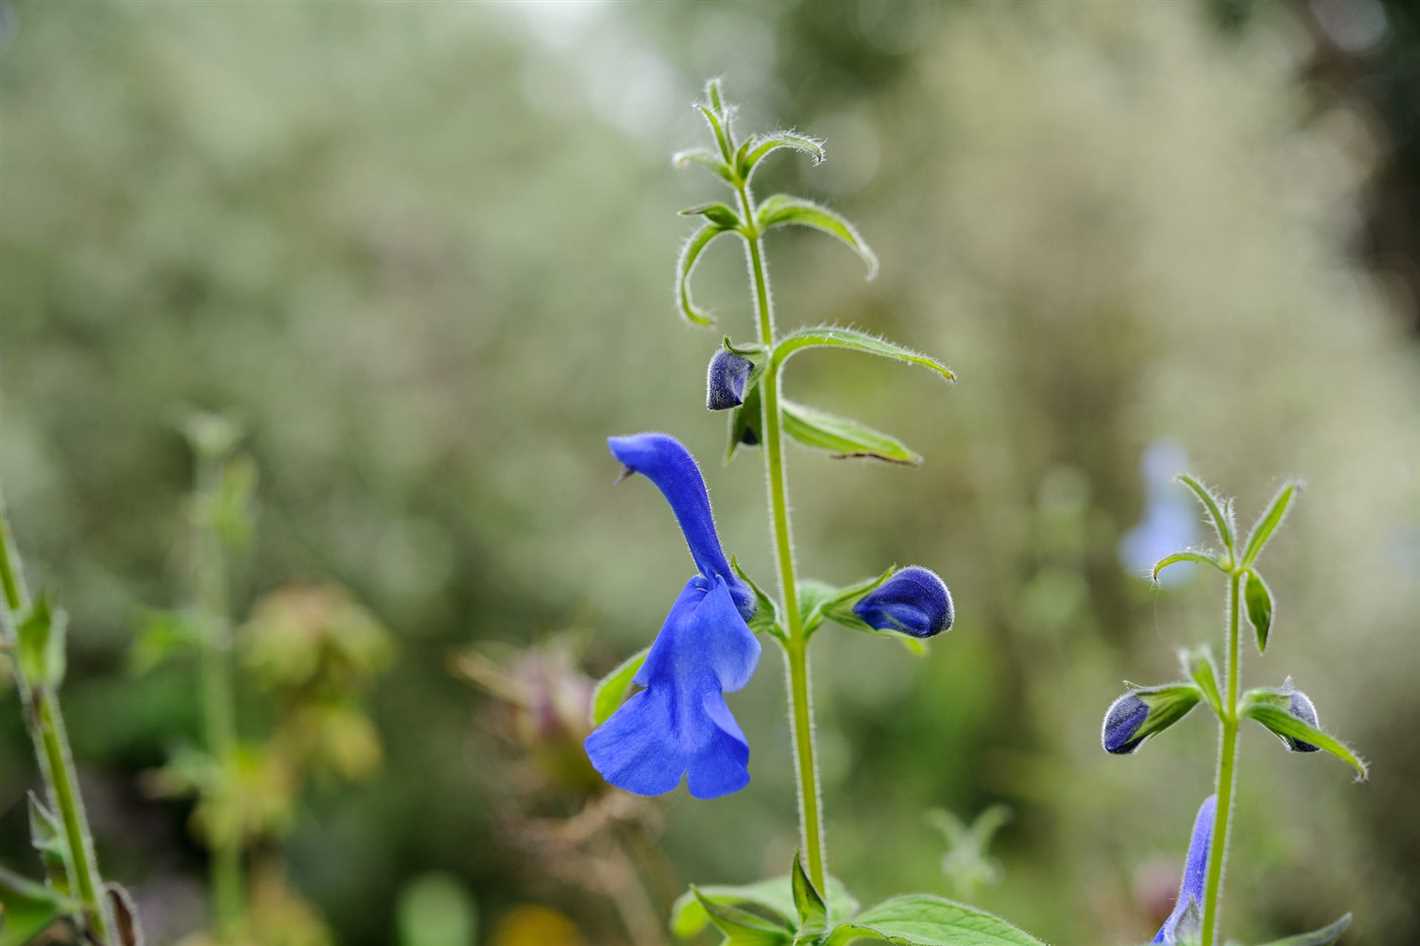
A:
<box><xmin>0</xmin><ymin>0</ymin><xmax>1416</xmax><ymax>944</ymax></box>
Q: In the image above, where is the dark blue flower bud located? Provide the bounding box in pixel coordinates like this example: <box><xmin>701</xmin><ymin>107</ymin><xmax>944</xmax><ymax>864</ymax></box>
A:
<box><xmin>851</xmin><ymin>566</ymin><xmax>953</xmax><ymax>638</ymax></box>
<box><xmin>1102</xmin><ymin>693</ymin><xmax>1150</xmax><ymax>754</ymax></box>
<box><xmin>1283</xmin><ymin>687</ymin><xmax>1321</xmax><ymax>753</ymax></box>
<box><xmin>706</xmin><ymin>349</ymin><xmax>753</xmax><ymax>411</ymax></box>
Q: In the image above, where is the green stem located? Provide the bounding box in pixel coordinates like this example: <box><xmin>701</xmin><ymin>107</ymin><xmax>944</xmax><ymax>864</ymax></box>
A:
<box><xmin>0</xmin><ymin>496</ymin><xmax>117</xmax><ymax>945</ymax></box>
<box><xmin>736</xmin><ymin>181</ymin><xmax>829</xmax><ymax>893</ymax></box>
<box><xmin>1200</xmin><ymin>571</ymin><xmax>1243</xmax><ymax>946</ymax></box>
<box><xmin>194</xmin><ymin>459</ymin><xmax>244</xmax><ymax>940</ymax></box>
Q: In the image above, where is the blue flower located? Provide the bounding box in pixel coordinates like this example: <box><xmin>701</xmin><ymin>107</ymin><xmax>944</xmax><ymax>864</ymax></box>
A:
<box><xmin>852</xmin><ymin>565</ymin><xmax>954</xmax><ymax>638</ymax></box>
<box><xmin>1279</xmin><ymin>681</ymin><xmax>1321</xmax><ymax>753</ymax></box>
<box><xmin>585</xmin><ymin>433</ymin><xmax>761</xmax><ymax>799</ymax></box>
<box><xmin>1154</xmin><ymin>795</ymin><xmax>1217</xmax><ymax>944</ymax></box>
<box><xmin>1120</xmin><ymin>440</ymin><xmax>1200</xmax><ymax>585</ymax></box>
<box><xmin>706</xmin><ymin>349</ymin><xmax>753</xmax><ymax>411</ymax></box>
<box><xmin>1102</xmin><ymin>693</ymin><xmax>1150</xmax><ymax>754</ymax></box>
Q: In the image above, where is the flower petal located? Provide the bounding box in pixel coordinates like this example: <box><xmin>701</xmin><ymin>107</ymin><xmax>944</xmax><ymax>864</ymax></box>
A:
<box><xmin>586</xmin><ymin>576</ymin><xmax>760</xmax><ymax>798</ymax></box>
<box><xmin>1154</xmin><ymin>794</ymin><xmax>1217</xmax><ymax>944</ymax></box>
<box><xmin>608</xmin><ymin>433</ymin><xmax>754</xmax><ymax>620</ymax></box>
<box><xmin>851</xmin><ymin>565</ymin><xmax>954</xmax><ymax>638</ymax></box>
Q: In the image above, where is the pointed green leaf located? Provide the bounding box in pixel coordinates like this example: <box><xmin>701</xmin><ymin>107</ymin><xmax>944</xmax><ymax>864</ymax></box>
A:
<box><xmin>1244</xmin><ymin>569</ymin><xmax>1274</xmax><ymax>653</ymax></box>
<box><xmin>1175</xmin><ymin>474</ymin><xmax>1235</xmax><ymax>556</ymax></box>
<box><xmin>1178</xmin><ymin>645</ymin><xmax>1224</xmax><ymax>718</ymax></box>
<box><xmin>680</xmin><ymin>202</ymin><xmax>744</xmax><ymax>230</ymax></box>
<box><xmin>705</xmin><ymin>77</ymin><xmax>725</xmax><ymax>115</ymax></box>
<box><xmin>1241</xmin><ymin>480</ymin><xmax>1301</xmax><ymax>567</ymax></box>
<box><xmin>731</xmin><ymin>557</ymin><xmax>785</xmax><ymax>640</ymax></box>
<box><xmin>697</xmin><ymin>104</ymin><xmax>734</xmax><ymax>162</ymax></box>
<box><xmin>16</xmin><ymin>595</ymin><xmax>66</xmax><ymax>689</ymax></box>
<box><xmin>756</xmin><ymin>195</ymin><xmax>877</xmax><ymax>279</ymax></box>
<box><xmin>782</xmin><ymin>400</ymin><xmax>920</xmax><ymax>465</ymax></box>
<box><xmin>678</xmin><ymin>223</ymin><xmax>736</xmax><ymax>327</ymax></box>
<box><xmin>727</xmin><ymin>381</ymin><xmax>764</xmax><ymax>461</ymax></box>
<box><xmin>1242</xmin><ymin>702</ymin><xmax>1368</xmax><ymax>780</ymax></box>
<box><xmin>791</xmin><ymin>853</ymin><xmax>827</xmax><ymax>930</ymax></box>
<box><xmin>672</xmin><ymin>876</ymin><xmax>859</xmax><ymax>940</ymax></box>
<box><xmin>824</xmin><ymin>894</ymin><xmax>1047</xmax><ymax>946</ymax></box>
<box><xmin>589</xmin><ymin>648</ymin><xmax>648</xmax><ymax>728</ymax></box>
<box><xmin>1252</xmin><ymin>914</ymin><xmax>1352</xmax><ymax>946</ymax></box>
<box><xmin>673</xmin><ymin>147</ymin><xmax>735</xmax><ymax>184</ymax></box>
<box><xmin>1151</xmin><ymin>550</ymin><xmax>1226</xmax><ymax>582</ymax></box>
<box><xmin>26</xmin><ymin>795</ymin><xmax>69</xmax><ymax>897</ymax></box>
<box><xmin>739</xmin><ymin>132</ymin><xmax>826</xmax><ymax>181</ymax></box>
<box><xmin>692</xmin><ymin>889</ymin><xmax>794</xmax><ymax>946</ymax></box>
<box><xmin>774</xmin><ymin>326</ymin><xmax>954</xmax><ymax>383</ymax></box>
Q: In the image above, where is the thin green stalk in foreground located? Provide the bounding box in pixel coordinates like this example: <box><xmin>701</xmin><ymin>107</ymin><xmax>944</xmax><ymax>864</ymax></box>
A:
<box><xmin>192</xmin><ymin>454</ymin><xmax>245</xmax><ymax>940</ymax></box>
<box><xmin>0</xmin><ymin>493</ymin><xmax>117</xmax><ymax>945</ymax></box>
<box><xmin>1200</xmin><ymin>571</ymin><xmax>1243</xmax><ymax>946</ymax></box>
<box><xmin>735</xmin><ymin>178</ymin><xmax>829</xmax><ymax>893</ymax></box>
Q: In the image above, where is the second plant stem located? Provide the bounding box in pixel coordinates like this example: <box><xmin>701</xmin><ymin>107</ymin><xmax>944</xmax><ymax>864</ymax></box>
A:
<box><xmin>737</xmin><ymin>181</ymin><xmax>829</xmax><ymax>894</ymax></box>
<box><xmin>1200</xmin><ymin>570</ymin><xmax>1243</xmax><ymax>946</ymax></box>
<box><xmin>0</xmin><ymin>498</ymin><xmax>116</xmax><ymax>945</ymax></box>
<box><xmin>194</xmin><ymin>458</ymin><xmax>244</xmax><ymax>940</ymax></box>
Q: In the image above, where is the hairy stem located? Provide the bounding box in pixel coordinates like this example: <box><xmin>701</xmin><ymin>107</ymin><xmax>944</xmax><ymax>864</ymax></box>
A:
<box><xmin>0</xmin><ymin>495</ymin><xmax>117</xmax><ymax>944</ymax></box>
<box><xmin>736</xmin><ymin>180</ymin><xmax>829</xmax><ymax>892</ymax></box>
<box><xmin>193</xmin><ymin>458</ymin><xmax>244</xmax><ymax>940</ymax></box>
<box><xmin>1200</xmin><ymin>570</ymin><xmax>1243</xmax><ymax>946</ymax></box>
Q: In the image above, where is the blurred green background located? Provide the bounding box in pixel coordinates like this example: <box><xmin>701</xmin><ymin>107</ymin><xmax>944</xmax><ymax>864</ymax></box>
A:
<box><xmin>1</xmin><ymin>1</ymin><xmax>1417</xmax><ymax>944</ymax></box>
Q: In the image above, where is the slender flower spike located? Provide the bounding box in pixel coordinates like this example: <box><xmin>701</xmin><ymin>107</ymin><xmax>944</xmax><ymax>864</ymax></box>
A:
<box><xmin>1154</xmin><ymin>795</ymin><xmax>1217</xmax><ymax>944</ymax></box>
<box><xmin>851</xmin><ymin>566</ymin><xmax>954</xmax><ymax>638</ymax></box>
<box><xmin>585</xmin><ymin>434</ymin><xmax>761</xmax><ymax>799</ymax></box>
<box><xmin>706</xmin><ymin>349</ymin><xmax>753</xmax><ymax>411</ymax></box>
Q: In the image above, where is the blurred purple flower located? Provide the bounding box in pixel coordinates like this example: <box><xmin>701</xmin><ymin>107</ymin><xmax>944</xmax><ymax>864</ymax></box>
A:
<box><xmin>852</xmin><ymin>565</ymin><xmax>954</xmax><ymax>638</ymax></box>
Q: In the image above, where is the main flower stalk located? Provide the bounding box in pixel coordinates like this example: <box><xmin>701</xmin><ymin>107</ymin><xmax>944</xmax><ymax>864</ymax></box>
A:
<box><xmin>735</xmin><ymin>179</ymin><xmax>829</xmax><ymax>892</ymax></box>
<box><xmin>1200</xmin><ymin>569</ymin><xmax>1243</xmax><ymax>946</ymax></box>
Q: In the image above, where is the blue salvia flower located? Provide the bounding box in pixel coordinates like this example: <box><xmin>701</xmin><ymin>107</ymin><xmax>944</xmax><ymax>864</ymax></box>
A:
<box><xmin>1154</xmin><ymin>795</ymin><xmax>1217</xmax><ymax>944</ymax></box>
<box><xmin>852</xmin><ymin>565</ymin><xmax>954</xmax><ymax>638</ymax></box>
<box><xmin>1102</xmin><ymin>693</ymin><xmax>1150</xmax><ymax>754</ymax></box>
<box><xmin>1119</xmin><ymin>440</ymin><xmax>1200</xmax><ymax>585</ymax></box>
<box><xmin>1280</xmin><ymin>681</ymin><xmax>1321</xmax><ymax>753</ymax></box>
<box><xmin>584</xmin><ymin>433</ymin><xmax>760</xmax><ymax>799</ymax></box>
<box><xmin>706</xmin><ymin>349</ymin><xmax>753</xmax><ymax>411</ymax></box>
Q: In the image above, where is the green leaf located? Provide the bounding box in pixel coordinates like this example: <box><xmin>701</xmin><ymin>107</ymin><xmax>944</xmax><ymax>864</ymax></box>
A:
<box><xmin>756</xmin><ymin>195</ymin><xmax>878</xmax><ymax>279</ymax></box>
<box><xmin>791</xmin><ymin>853</ymin><xmax>827</xmax><ymax>931</ymax></box>
<box><xmin>674</xmin><ymin>147</ymin><xmax>736</xmax><ymax>184</ymax></box>
<box><xmin>739</xmin><ymin>131</ymin><xmax>826</xmax><ymax>181</ymax></box>
<box><xmin>727</xmin><ymin>381</ymin><xmax>764</xmax><ymax>461</ymax></box>
<box><xmin>672</xmin><ymin>876</ymin><xmax>859</xmax><ymax>940</ymax></box>
<box><xmin>698</xmin><ymin>104</ymin><xmax>734</xmax><ymax>162</ymax></box>
<box><xmin>26</xmin><ymin>794</ymin><xmax>69</xmax><ymax>897</ymax></box>
<box><xmin>1241</xmin><ymin>480</ymin><xmax>1301</xmax><ymax>567</ymax></box>
<box><xmin>774</xmin><ymin>326</ymin><xmax>955</xmax><ymax>383</ymax></box>
<box><xmin>681</xmin><ymin>202</ymin><xmax>744</xmax><ymax>230</ymax></box>
<box><xmin>692</xmin><ymin>889</ymin><xmax>794</xmax><ymax>946</ymax></box>
<box><xmin>15</xmin><ymin>595</ymin><xmax>65</xmax><ymax>689</ymax></box>
<box><xmin>1178</xmin><ymin>646</ymin><xmax>1224</xmax><ymax>718</ymax></box>
<box><xmin>1151</xmin><ymin>550</ymin><xmax>1226</xmax><ymax>582</ymax></box>
<box><xmin>129</xmin><ymin>609</ymin><xmax>202</xmax><ymax>676</ymax></box>
<box><xmin>589</xmin><ymin>648</ymin><xmax>648</xmax><ymax>728</ymax></box>
<box><xmin>1244</xmin><ymin>569</ymin><xmax>1274</xmax><ymax>653</ymax></box>
<box><xmin>824</xmin><ymin>894</ymin><xmax>1047</xmax><ymax>946</ymax></box>
<box><xmin>1176</xmin><ymin>474</ymin><xmax>1235</xmax><ymax>556</ymax></box>
<box><xmin>782</xmin><ymin>401</ymin><xmax>921</xmax><ymax>465</ymax></box>
<box><xmin>0</xmin><ymin>865</ymin><xmax>70</xmax><ymax>946</ymax></box>
<box><xmin>732</xmin><ymin>557</ymin><xmax>785</xmax><ymax>639</ymax></box>
<box><xmin>675</xmin><ymin>234</ymin><xmax>732</xmax><ymax>329</ymax></box>
<box><xmin>1242</xmin><ymin>702</ymin><xmax>1368</xmax><ymax>780</ymax></box>
<box><xmin>678</xmin><ymin>223</ymin><xmax>736</xmax><ymax>327</ymax></box>
<box><xmin>1251</xmin><ymin>914</ymin><xmax>1352</xmax><ymax>946</ymax></box>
